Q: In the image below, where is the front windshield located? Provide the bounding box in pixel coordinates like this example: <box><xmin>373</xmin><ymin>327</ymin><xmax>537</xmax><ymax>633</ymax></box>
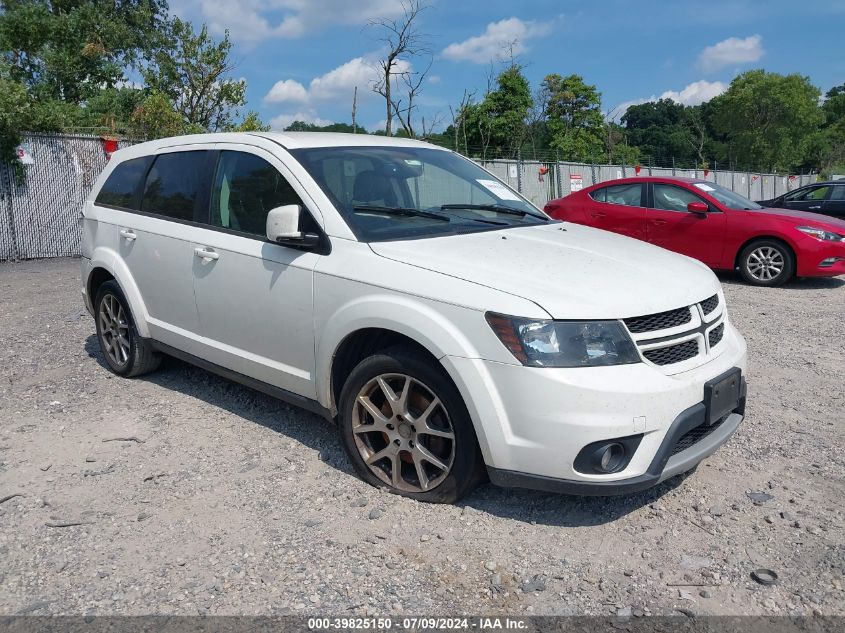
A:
<box><xmin>290</xmin><ymin>146</ymin><xmax>550</xmax><ymax>242</ymax></box>
<box><xmin>693</xmin><ymin>181</ymin><xmax>762</xmax><ymax>210</ymax></box>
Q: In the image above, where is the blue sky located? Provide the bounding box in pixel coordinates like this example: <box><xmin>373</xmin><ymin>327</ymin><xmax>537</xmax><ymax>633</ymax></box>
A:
<box><xmin>170</xmin><ymin>0</ymin><xmax>845</xmax><ymax>131</ymax></box>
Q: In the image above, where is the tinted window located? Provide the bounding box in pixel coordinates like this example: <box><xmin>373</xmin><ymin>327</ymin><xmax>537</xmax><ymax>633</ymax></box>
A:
<box><xmin>141</xmin><ymin>151</ymin><xmax>207</xmax><ymax>221</ymax></box>
<box><xmin>600</xmin><ymin>183</ymin><xmax>643</xmax><ymax>206</ymax></box>
<box><xmin>653</xmin><ymin>184</ymin><xmax>707</xmax><ymax>212</ymax></box>
<box><xmin>209</xmin><ymin>151</ymin><xmax>304</xmax><ymax>236</ymax></box>
<box><xmin>95</xmin><ymin>156</ymin><xmax>152</xmax><ymax>209</ymax></box>
<box><xmin>829</xmin><ymin>185</ymin><xmax>845</xmax><ymax>201</ymax></box>
<box><xmin>787</xmin><ymin>185</ymin><xmax>829</xmax><ymax>201</ymax></box>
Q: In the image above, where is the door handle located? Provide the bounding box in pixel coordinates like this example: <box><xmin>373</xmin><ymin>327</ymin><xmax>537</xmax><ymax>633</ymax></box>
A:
<box><xmin>194</xmin><ymin>247</ymin><xmax>219</xmax><ymax>261</ymax></box>
<box><xmin>590</xmin><ymin>212</ymin><xmax>606</xmax><ymax>218</ymax></box>
<box><xmin>808</xmin><ymin>205</ymin><xmax>821</xmax><ymax>210</ymax></box>
<box><xmin>119</xmin><ymin>229</ymin><xmax>137</xmax><ymax>241</ymax></box>
<box><xmin>652</xmin><ymin>219</ymin><xmax>667</xmax><ymax>225</ymax></box>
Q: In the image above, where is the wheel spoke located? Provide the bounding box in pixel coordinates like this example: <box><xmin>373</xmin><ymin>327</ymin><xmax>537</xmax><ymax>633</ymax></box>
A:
<box><xmin>356</xmin><ymin>394</ymin><xmax>391</xmax><ymax>425</ymax></box>
<box><xmin>415</xmin><ymin>398</ymin><xmax>454</xmax><ymax>439</ymax></box>
<box><xmin>412</xmin><ymin>452</ymin><xmax>430</xmax><ymax>491</ymax></box>
<box><xmin>390</xmin><ymin>453</ymin><xmax>402</xmax><ymax>487</ymax></box>
<box><xmin>365</xmin><ymin>444</ymin><xmax>396</xmax><ymax>466</ymax></box>
<box><xmin>376</xmin><ymin>376</ymin><xmax>399</xmax><ymax>409</ymax></box>
<box><xmin>414</xmin><ymin>443</ymin><xmax>448</xmax><ymax>472</ymax></box>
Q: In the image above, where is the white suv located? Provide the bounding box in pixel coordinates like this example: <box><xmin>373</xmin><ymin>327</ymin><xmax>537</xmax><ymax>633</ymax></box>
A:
<box><xmin>80</xmin><ymin>132</ymin><xmax>747</xmax><ymax>503</ymax></box>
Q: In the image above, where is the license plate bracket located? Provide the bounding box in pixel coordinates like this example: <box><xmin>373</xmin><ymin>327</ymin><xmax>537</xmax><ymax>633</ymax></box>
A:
<box><xmin>704</xmin><ymin>367</ymin><xmax>742</xmax><ymax>425</ymax></box>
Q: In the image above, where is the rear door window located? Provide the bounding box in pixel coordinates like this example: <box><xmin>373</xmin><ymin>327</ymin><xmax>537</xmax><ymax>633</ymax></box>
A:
<box><xmin>95</xmin><ymin>156</ymin><xmax>153</xmax><ymax>209</ymax></box>
<box><xmin>601</xmin><ymin>183</ymin><xmax>644</xmax><ymax>207</ymax></box>
<box><xmin>140</xmin><ymin>151</ymin><xmax>208</xmax><ymax>221</ymax></box>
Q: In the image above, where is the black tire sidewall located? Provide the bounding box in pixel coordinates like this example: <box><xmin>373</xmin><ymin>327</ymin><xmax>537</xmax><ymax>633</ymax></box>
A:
<box><xmin>94</xmin><ymin>281</ymin><xmax>139</xmax><ymax>375</ymax></box>
<box><xmin>739</xmin><ymin>240</ymin><xmax>794</xmax><ymax>287</ymax></box>
<box><xmin>338</xmin><ymin>347</ymin><xmax>481</xmax><ymax>503</ymax></box>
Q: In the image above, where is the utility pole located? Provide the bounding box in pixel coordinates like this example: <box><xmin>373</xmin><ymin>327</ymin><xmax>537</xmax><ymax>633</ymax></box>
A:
<box><xmin>352</xmin><ymin>87</ymin><xmax>358</xmax><ymax>134</ymax></box>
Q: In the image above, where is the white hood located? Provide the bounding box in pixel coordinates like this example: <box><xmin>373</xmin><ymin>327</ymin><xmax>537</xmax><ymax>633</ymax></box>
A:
<box><xmin>370</xmin><ymin>222</ymin><xmax>721</xmax><ymax>319</ymax></box>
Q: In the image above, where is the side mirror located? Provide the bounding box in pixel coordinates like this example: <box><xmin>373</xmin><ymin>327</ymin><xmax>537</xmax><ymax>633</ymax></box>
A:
<box><xmin>687</xmin><ymin>201</ymin><xmax>709</xmax><ymax>216</ymax></box>
<box><xmin>266</xmin><ymin>205</ymin><xmax>319</xmax><ymax>248</ymax></box>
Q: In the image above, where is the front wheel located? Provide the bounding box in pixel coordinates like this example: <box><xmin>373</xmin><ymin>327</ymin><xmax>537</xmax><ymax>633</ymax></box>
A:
<box><xmin>338</xmin><ymin>346</ymin><xmax>483</xmax><ymax>503</ymax></box>
<box><xmin>738</xmin><ymin>240</ymin><xmax>794</xmax><ymax>287</ymax></box>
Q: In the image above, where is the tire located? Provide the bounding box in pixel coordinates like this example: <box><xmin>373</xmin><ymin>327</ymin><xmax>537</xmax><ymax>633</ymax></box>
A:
<box><xmin>93</xmin><ymin>280</ymin><xmax>161</xmax><ymax>377</ymax></box>
<box><xmin>738</xmin><ymin>239</ymin><xmax>794</xmax><ymax>287</ymax></box>
<box><xmin>338</xmin><ymin>346</ymin><xmax>483</xmax><ymax>503</ymax></box>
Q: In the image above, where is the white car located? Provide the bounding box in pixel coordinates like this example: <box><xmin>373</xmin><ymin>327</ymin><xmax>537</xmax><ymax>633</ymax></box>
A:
<box><xmin>80</xmin><ymin>132</ymin><xmax>747</xmax><ymax>503</ymax></box>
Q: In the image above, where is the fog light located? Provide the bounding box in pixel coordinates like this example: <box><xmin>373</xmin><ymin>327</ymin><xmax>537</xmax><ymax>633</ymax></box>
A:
<box><xmin>819</xmin><ymin>257</ymin><xmax>842</xmax><ymax>268</ymax></box>
<box><xmin>573</xmin><ymin>435</ymin><xmax>643</xmax><ymax>475</ymax></box>
<box><xmin>599</xmin><ymin>443</ymin><xmax>625</xmax><ymax>472</ymax></box>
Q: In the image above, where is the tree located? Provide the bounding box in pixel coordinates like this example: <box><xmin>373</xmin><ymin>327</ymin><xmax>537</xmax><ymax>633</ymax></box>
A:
<box><xmin>541</xmin><ymin>74</ymin><xmax>605</xmax><ymax>162</ymax></box>
<box><xmin>369</xmin><ymin>0</ymin><xmax>429</xmax><ymax>137</ymax></box>
<box><xmin>284</xmin><ymin>121</ymin><xmax>369</xmax><ymax>134</ymax></box>
<box><xmin>228</xmin><ymin>111</ymin><xmax>271</xmax><ymax>132</ymax></box>
<box><xmin>708</xmin><ymin>70</ymin><xmax>824</xmax><ymax>171</ymax></box>
<box><xmin>0</xmin><ymin>0</ymin><xmax>168</xmax><ymax>103</ymax></box>
<box><xmin>814</xmin><ymin>83</ymin><xmax>845</xmax><ymax>174</ymax></box>
<box><xmin>129</xmin><ymin>91</ymin><xmax>184</xmax><ymax>139</ymax></box>
<box><xmin>143</xmin><ymin>18</ymin><xmax>246</xmax><ymax>132</ymax></box>
<box><xmin>464</xmin><ymin>64</ymin><xmax>533</xmax><ymax>158</ymax></box>
<box><xmin>621</xmin><ymin>99</ymin><xmax>698</xmax><ymax>165</ymax></box>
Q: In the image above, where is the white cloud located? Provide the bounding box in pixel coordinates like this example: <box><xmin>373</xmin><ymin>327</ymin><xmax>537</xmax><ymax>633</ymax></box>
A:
<box><xmin>696</xmin><ymin>35</ymin><xmax>764</xmax><ymax>73</ymax></box>
<box><xmin>263</xmin><ymin>54</ymin><xmax>412</xmax><ymax>107</ymax></box>
<box><xmin>441</xmin><ymin>17</ymin><xmax>553</xmax><ymax>64</ymax></box>
<box><xmin>263</xmin><ymin>79</ymin><xmax>309</xmax><ymax>104</ymax></box>
<box><xmin>611</xmin><ymin>80</ymin><xmax>728</xmax><ymax>121</ymax></box>
<box><xmin>174</xmin><ymin>0</ymin><xmax>407</xmax><ymax>44</ymax></box>
<box><xmin>270</xmin><ymin>111</ymin><xmax>333</xmax><ymax>130</ymax></box>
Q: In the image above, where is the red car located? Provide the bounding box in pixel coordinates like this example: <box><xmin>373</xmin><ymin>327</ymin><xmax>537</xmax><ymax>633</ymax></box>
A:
<box><xmin>544</xmin><ymin>177</ymin><xmax>845</xmax><ymax>286</ymax></box>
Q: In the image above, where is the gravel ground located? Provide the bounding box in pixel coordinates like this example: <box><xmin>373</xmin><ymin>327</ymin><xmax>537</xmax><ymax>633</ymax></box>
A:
<box><xmin>0</xmin><ymin>257</ymin><xmax>843</xmax><ymax>617</ymax></box>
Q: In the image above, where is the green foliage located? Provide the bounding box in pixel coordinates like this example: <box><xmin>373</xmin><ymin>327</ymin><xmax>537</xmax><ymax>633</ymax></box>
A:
<box><xmin>143</xmin><ymin>18</ymin><xmax>246</xmax><ymax>132</ymax></box>
<box><xmin>463</xmin><ymin>65</ymin><xmax>533</xmax><ymax>158</ymax></box>
<box><xmin>228</xmin><ymin>111</ymin><xmax>271</xmax><ymax>132</ymax></box>
<box><xmin>708</xmin><ymin>70</ymin><xmax>824</xmax><ymax>171</ymax></box>
<box><xmin>0</xmin><ymin>0</ymin><xmax>168</xmax><ymax>103</ymax></box>
<box><xmin>541</xmin><ymin>74</ymin><xmax>604</xmax><ymax>162</ymax></box>
<box><xmin>622</xmin><ymin>100</ymin><xmax>695</xmax><ymax>164</ymax></box>
<box><xmin>129</xmin><ymin>92</ymin><xmax>184</xmax><ymax>139</ymax></box>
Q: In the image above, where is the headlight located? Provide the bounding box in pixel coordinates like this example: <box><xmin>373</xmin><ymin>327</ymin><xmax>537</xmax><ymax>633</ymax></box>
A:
<box><xmin>485</xmin><ymin>313</ymin><xmax>640</xmax><ymax>368</ymax></box>
<box><xmin>796</xmin><ymin>226</ymin><xmax>845</xmax><ymax>242</ymax></box>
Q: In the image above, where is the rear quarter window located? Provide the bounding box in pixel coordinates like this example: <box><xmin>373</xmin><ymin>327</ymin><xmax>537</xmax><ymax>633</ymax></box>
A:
<box><xmin>94</xmin><ymin>156</ymin><xmax>153</xmax><ymax>209</ymax></box>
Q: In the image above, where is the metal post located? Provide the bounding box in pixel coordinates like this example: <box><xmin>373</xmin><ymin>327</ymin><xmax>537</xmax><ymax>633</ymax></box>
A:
<box><xmin>671</xmin><ymin>156</ymin><xmax>676</xmax><ymax>176</ymax></box>
<box><xmin>2</xmin><ymin>163</ymin><xmax>21</xmax><ymax>261</ymax></box>
<box><xmin>516</xmin><ymin>149</ymin><xmax>523</xmax><ymax>193</ymax></box>
<box><xmin>555</xmin><ymin>161</ymin><xmax>562</xmax><ymax>199</ymax></box>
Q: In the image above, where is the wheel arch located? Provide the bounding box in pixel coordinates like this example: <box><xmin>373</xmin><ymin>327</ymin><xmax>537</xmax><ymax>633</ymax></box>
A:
<box><xmin>733</xmin><ymin>235</ymin><xmax>798</xmax><ymax>271</ymax></box>
<box><xmin>85</xmin><ymin>248</ymin><xmax>151</xmax><ymax>338</ymax></box>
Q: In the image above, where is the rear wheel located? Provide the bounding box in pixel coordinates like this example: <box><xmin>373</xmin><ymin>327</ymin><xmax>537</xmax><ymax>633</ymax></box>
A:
<box><xmin>94</xmin><ymin>281</ymin><xmax>161</xmax><ymax>377</ymax></box>
<box><xmin>738</xmin><ymin>240</ymin><xmax>794</xmax><ymax>287</ymax></box>
<box><xmin>338</xmin><ymin>346</ymin><xmax>483</xmax><ymax>503</ymax></box>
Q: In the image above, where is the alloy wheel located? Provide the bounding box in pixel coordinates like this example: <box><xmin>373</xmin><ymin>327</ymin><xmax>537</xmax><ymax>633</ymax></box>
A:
<box><xmin>98</xmin><ymin>294</ymin><xmax>130</xmax><ymax>367</ymax></box>
<box><xmin>746</xmin><ymin>246</ymin><xmax>785</xmax><ymax>282</ymax></box>
<box><xmin>351</xmin><ymin>373</ymin><xmax>455</xmax><ymax>493</ymax></box>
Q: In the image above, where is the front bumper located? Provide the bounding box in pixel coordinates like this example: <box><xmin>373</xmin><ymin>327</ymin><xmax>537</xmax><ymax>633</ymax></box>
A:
<box><xmin>442</xmin><ymin>322</ymin><xmax>747</xmax><ymax>494</ymax></box>
<box><xmin>795</xmin><ymin>235</ymin><xmax>845</xmax><ymax>277</ymax></box>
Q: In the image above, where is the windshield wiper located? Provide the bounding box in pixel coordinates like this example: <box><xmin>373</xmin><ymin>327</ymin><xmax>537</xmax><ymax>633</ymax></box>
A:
<box><xmin>440</xmin><ymin>203</ymin><xmax>549</xmax><ymax>221</ymax></box>
<box><xmin>352</xmin><ymin>205</ymin><xmax>450</xmax><ymax>222</ymax></box>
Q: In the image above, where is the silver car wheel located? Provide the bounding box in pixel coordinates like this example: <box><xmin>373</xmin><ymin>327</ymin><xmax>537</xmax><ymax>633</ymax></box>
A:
<box><xmin>98</xmin><ymin>294</ymin><xmax>130</xmax><ymax>367</ymax></box>
<box><xmin>746</xmin><ymin>246</ymin><xmax>785</xmax><ymax>281</ymax></box>
<box><xmin>352</xmin><ymin>373</ymin><xmax>456</xmax><ymax>493</ymax></box>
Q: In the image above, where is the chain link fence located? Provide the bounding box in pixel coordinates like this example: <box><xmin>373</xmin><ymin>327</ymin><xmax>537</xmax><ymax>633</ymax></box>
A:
<box><xmin>0</xmin><ymin>133</ymin><xmax>819</xmax><ymax>261</ymax></box>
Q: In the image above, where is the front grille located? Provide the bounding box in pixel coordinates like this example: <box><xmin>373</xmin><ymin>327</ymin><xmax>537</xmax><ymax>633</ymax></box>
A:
<box><xmin>671</xmin><ymin>416</ymin><xmax>727</xmax><ymax>456</ymax></box>
<box><xmin>700</xmin><ymin>294</ymin><xmax>719</xmax><ymax>316</ymax></box>
<box><xmin>642</xmin><ymin>340</ymin><xmax>698</xmax><ymax>366</ymax></box>
<box><xmin>624</xmin><ymin>306</ymin><xmax>692</xmax><ymax>334</ymax></box>
<box><xmin>708</xmin><ymin>323</ymin><xmax>725</xmax><ymax>348</ymax></box>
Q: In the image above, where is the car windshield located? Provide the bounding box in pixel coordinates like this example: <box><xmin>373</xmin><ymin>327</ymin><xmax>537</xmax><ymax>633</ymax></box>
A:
<box><xmin>290</xmin><ymin>146</ymin><xmax>550</xmax><ymax>241</ymax></box>
<box><xmin>692</xmin><ymin>181</ymin><xmax>762</xmax><ymax>210</ymax></box>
